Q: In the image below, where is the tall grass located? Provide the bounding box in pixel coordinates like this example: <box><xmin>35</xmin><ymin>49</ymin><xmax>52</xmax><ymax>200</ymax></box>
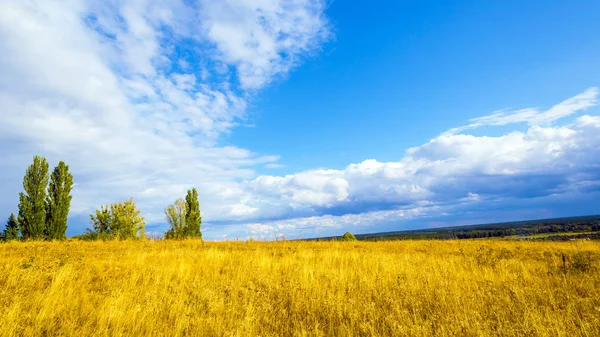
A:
<box><xmin>0</xmin><ymin>240</ymin><xmax>598</xmax><ymax>336</ymax></box>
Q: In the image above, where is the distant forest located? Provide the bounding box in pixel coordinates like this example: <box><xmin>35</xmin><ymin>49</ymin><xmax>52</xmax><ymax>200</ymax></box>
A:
<box><xmin>315</xmin><ymin>215</ymin><xmax>600</xmax><ymax>241</ymax></box>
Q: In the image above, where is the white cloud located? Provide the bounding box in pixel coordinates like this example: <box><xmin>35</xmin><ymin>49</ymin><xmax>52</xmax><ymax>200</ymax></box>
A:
<box><xmin>240</xmin><ymin>91</ymin><xmax>600</xmax><ymax>228</ymax></box>
<box><xmin>197</xmin><ymin>0</ymin><xmax>331</xmax><ymax>89</ymax></box>
<box><xmin>0</xmin><ymin>0</ymin><xmax>330</xmax><ymax>232</ymax></box>
<box><xmin>212</xmin><ymin>205</ymin><xmax>435</xmax><ymax>240</ymax></box>
<box><xmin>445</xmin><ymin>87</ymin><xmax>598</xmax><ymax>135</ymax></box>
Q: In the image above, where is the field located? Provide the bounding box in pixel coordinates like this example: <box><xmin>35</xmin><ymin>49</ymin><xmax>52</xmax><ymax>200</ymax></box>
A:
<box><xmin>509</xmin><ymin>232</ymin><xmax>599</xmax><ymax>240</ymax></box>
<box><xmin>1</xmin><ymin>240</ymin><xmax>599</xmax><ymax>336</ymax></box>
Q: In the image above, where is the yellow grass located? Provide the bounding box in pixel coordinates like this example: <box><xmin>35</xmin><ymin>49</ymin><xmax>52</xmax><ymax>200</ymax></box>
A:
<box><xmin>0</xmin><ymin>240</ymin><xmax>599</xmax><ymax>336</ymax></box>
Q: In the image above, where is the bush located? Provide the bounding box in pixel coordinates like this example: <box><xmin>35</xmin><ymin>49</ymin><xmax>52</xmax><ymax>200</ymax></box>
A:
<box><xmin>88</xmin><ymin>198</ymin><xmax>146</xmax><ymax>240</ymax></box>
<box><xmin>570</xmin><ymin>252</ymin><xmax>595</xmax><ymax>273</ymax></box>
<box><xmin>73</xmin><ymin>229</ymin><xmax>113</xmax><ymax>241</ymax></box>
<box><xmin>340</xmin><ymin>232</ymin><xmax>357</xmax><ymax>241</ymax></box>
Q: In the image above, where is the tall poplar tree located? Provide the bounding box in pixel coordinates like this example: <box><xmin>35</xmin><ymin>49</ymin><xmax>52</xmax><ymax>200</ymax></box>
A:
<box><xmin>3</xmin><ymin>213</ymin><xmax>20</xmax><ymax>241</ymax></box>
<box><xmin>46</xmin><ymin>161</ymin><xmax>73</xmax><ymax>240</ymax></box>
<box><xmin>18</xmin><ymin>155</ymin><xmax>50</xmax><ymax>240</ymax></box>
<box><xmin>184</xmin><ymin>188</ymin><xmax>202</xmax><ymax>238</ymax></box>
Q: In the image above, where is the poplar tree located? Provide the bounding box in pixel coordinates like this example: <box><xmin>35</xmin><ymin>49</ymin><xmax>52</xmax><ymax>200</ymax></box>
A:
<box><xmin>185</xmin><ymin>188</ymin><xmax>202</xmax><ymax>238</ymax></box>
<box><xmin>18</xmin><ymin>155</ymin><xmax>50</xmax><ymax>240</ymax></box>
<box><xmin>3</xmin><ymin>213</ymin><xmax>20</xmax><ymax>241</ymax></box>
<box><xmin>46</xmin><ymin>161</ymin><xmax>73</xmax><ymax>240</ymax></box>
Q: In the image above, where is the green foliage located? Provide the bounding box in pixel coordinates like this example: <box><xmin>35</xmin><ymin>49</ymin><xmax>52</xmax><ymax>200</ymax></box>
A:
<box><xmin>88</xmin><ymin>198</ymin><xmax>146</xmax><ymax>240</ymax></box>
<box><xmin>3</xmin><ymin>213</ymin><xmax>20</xmax><ymax>241</ymax></box>
<box><xmin>46</xmin><ymin>161</ymin><xmax>73</xmax><ymax>240</ymax></box>
<box><xmin>185</xmin><ymin>188</ymin><xmax>202</xmax><ymax>239</ymax></box>
<box><xmin>109</xmin><ymin>198</ymin><xmax>146</xmax><ymax>239</ymax></box>
<box><xmin>165</xmin><ymin>199</ymin><xmax>187</xmax><ymax>239</ymax></box>
<box><xmin>90</xmin><ymin>205</ymin><xmax>111</xmax><ymax>233</ymax></box>
<box><xmin>18</xmin><ymin>155</ymin><xmax>50</xmax><ymax>240</ymax></box>
<box><xmin>340</xmin><ymin>232</ymin><xmax>357</xmax><ymax>241</ymax></box>
<box><xmin>73</xmin><ymin>229</ymin><xmax>113</xmax><ymax>241</ymax></box>
<box><xmin>165</xmin><ymin>188</ymin><xmax>202</xmax><ymax>240</ymax></box>
<box><xmin>569</xmin><ymin>252</ymin><xmax>596</xmax><ymax>273</ymax></box>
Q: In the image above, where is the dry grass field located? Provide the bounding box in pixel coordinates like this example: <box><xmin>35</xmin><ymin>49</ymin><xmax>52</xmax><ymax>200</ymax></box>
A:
<box><xmin>0</xmin><ymin>239</ymin><xmax>599</xmax><ymax>336</ymax></box>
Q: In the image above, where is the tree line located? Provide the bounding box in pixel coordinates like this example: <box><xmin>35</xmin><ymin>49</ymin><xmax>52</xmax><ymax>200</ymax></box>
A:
<box><xmin>357</xmin><ymin>222</ymin><xmax>600</xmax><ymax>241</ymax></box>
<box><xmin>2</xmin><ymin>155</ymin><xmax>202</xmax><ymax>241</ymax></box>
<box><xmin>1</xmin><ymin>156</ymin><xmax>73</xmax><ymax>241</ymax></box>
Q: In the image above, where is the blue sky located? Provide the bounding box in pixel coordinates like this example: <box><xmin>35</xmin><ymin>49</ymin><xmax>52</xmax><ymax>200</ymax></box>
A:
<box><xmin>1</xmin><ymin>0</ymin><xmax>599</xmax><ymax>240</ymax></box>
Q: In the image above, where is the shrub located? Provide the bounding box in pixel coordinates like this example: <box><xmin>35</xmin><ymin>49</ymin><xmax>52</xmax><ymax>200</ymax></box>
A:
<box><xmin>340</xmin><ymin>232</ymin><xmax>357</xmax><ymax>241</ymax></box>
<box><xmin>87</xmin><ymin>198</ymin><xmax>146</xmax><ymax>240</ymax></box>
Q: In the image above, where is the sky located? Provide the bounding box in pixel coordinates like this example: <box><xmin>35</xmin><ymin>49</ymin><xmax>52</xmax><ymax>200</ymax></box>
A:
<box><xmin>1</xmin><ymin>0</ymin><xmax>600</xmax><ymax>240</ymax></box>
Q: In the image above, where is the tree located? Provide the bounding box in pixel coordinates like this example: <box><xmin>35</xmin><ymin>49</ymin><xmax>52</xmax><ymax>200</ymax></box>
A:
<box><xmin>163</xmin><ymin>188</ymin><xmax>203</xmax><ymax>240</ymax></box>
<box><xmin>340</xmin><ymin>232</ymin><xmax>357</xmax><ymax>241</ymax></box>
<box><xmin>18</xmin><ymin>155</ymin><xmax>50</xmax><ymax>240</ymax></box>
<box><xmin>111</xmin><ymin>198</ymin><xmax>145</xmax><ymax>239</ymax></box>
<box><xmin>89</xmin><ymin>198</ymin><xmax>145</xmax><ymax>240</ymax></box>
<box><xmin>164</xmin><ymin>188</ymin><xmax>203</xmax><ymax>240</ymax></box>
<box><xmin>164</xmin><ymin>199</ymin><xmax>187</xmax><ymax>239</ymax></box>
<box><xmin>46</xmin><ymin>161</ymin><xmax>73</xmax><ymax>240</ymax></box>
<box><xmin>3</xmin><ymin>213</ymin><xmax>20</xmax><ymax>241</ymax></box>
<box><xmin>185</xmin><ymin>188</ymin><xmax>202</xmax><ymax>239</ymax></box>
<box><xmin>90</xmin><ymin>205</ymin><xmax>111</xmax><ymax>233</ymax></box>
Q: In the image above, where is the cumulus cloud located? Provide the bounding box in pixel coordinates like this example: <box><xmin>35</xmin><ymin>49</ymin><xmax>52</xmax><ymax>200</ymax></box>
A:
<box><xmin>0</xmin><ymin>0</ymin><xmax>331</xmax><ymax>233</ymax></box>
<box><xmin>197</xmin><ymin>0</ymin><xmax>331</xmax><ymax>89</ymax></box>
<box><xmin>238</xmin><ymin>89</ymin><xmax>600</xmax><ymax>237</ymax></box>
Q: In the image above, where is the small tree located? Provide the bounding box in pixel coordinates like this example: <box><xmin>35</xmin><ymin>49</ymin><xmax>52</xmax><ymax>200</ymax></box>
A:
<box><xmin>46</xmin><ymin>161</ymin><xmax>74</xmax><ymax>240</ymax></box>
<box><xmin>340</xmin><ymin>232</ymin><xmax>357</xmax><ymax>241</ymax></box>
<box><xmin>19</xmin><ymin>155</ymin><xmax>50</xmax><ymax>240</ymax></box>
<box><xmin>164</xmin><ymin>199</ymin><xmax>187</xmax><ymax>239</ymax></box>
<box><xmin>90</xmin><ymin>205</ymin><xmax>111</xmax><ymax>233</ymax></box>
<box><xmin>110</xmin><ymin>198</ymin><xmax>145</xmax><ymax>239</ymax></box>
<box><xmin>88</xmin><ymin>198</ymin><xmax>145</xmax><ymax>240</ymax></box>
<box><xmin>3</xmin><ymin>213</ymin><xmax>20</xmax><ymax>241</ymax></box>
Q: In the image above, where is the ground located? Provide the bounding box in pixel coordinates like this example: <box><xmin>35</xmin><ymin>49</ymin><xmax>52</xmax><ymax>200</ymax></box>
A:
<box><xmin>0</xmin><ymin>240</ymin><xmax>599</xmax><ymax>336</ymax></box>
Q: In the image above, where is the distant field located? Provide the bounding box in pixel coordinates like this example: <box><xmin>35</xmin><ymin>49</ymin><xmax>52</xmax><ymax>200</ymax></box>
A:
<box><xmin>1</xmin><ymin>240</ymin><xmax>599</xmax><ymax>336</ymax></box>
<box><xmin>508</xmin><ymin>231</ymin><xmax>600</xmax><ymax>240</ymax></box>
<box><xmin>315</xmin><ymin>215</ymin><xmax>600</xmax><ymax>241</ymax></box>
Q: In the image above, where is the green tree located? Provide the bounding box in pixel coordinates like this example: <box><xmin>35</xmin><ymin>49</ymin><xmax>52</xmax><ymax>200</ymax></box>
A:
<box><xmin>110</xmin><ymin>198</ymin><xmax>146</xmax><ymax>239</ymax></box>
<box><xmin>46</xmin><ymin>161</ymin><xmax>73</xmax><ymax>240</ymax></box>
<box><xmin>90</xmin><ymin>205</ymin><xmax>111</xmax><ymax>233</ymax></box>
<box><xmin>18</xmin><ymin>155</ymin><xmax>50</xmax><ymax>240</ymax></box>
<box><xmin>89</xmin><ymin>198</ymin><xmax>145</xmax><ymax>240</ymax></box>
<box><xmin>164</xmin><ymin>198</ymin><xmax>187</xmax><ymax>239</ymax></box>
<box><xmin>185</xmin><ymin>188</ymin><xmax>202</xmax><ymax>239</ymax></box>
<box><xmin>340</xmin><ymin>232</ymin><xmax>357</xmax><ymax>241</ymax></box>
<box><xmin>3</xmin><ymin>213</ymin><xmax>20</xmax><ymax>241</ymax></box>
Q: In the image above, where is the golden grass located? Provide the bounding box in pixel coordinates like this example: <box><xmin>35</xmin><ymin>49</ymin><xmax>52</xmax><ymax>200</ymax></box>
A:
<box><xmin>0</xmin><ymin>239</ymin><xmax>599</xmax><ymax>336</ymax></box>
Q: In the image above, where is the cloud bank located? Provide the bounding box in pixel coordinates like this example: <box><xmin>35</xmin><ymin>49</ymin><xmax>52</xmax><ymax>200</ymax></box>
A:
<box><xmin>237</xmin><ymin>94</ymin><xmax>600</xmax><ymax>238</ymax></box>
